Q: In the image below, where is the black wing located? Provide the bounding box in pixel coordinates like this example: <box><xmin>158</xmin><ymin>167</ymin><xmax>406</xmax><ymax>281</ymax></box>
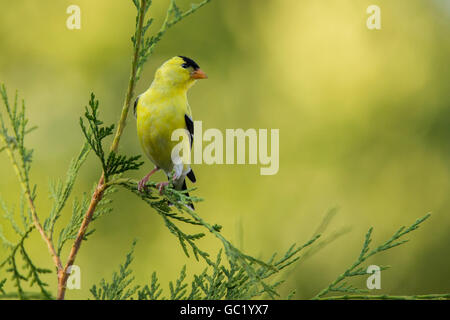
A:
<box><xmin>184</xmin><ymin>114</ymin><xmax>194</xmax><ymax>148</ymax></box>
<box><xmin>184</xmin><ymin>114</ymin><xmax>196</xmax><ymax>183</ymax></box>
<box><xmin>133</xmin><ymin>95</ymin><xmax>141</xmax><ymax>118</ymax></box>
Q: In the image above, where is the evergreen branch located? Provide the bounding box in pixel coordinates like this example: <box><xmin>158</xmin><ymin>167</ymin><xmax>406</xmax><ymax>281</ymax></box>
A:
<box><xmin>56</xmin><ymin>191</ymin><xmax>89</xmax><ymax>255</ymax></box>
<box><xmin>105</xmin><ymin>152</ymin><xmax>143</xmax><ymax>177</ymax></box>
<box><xmin>274</xmin><ymin>209</ymin><xmax>352</xmax><ymax>290</ymax></box>
<box><xmin>1</xmin><ymin>198</ymin><xmax>25</xmax><ymax>236</ymax></box>
<box><xmin>58</xmin><ymin>179</ymin><xmax>107</xmax><ymax>299</ymax></box>
<box><xmin>94</xmin><ymin>240</ymin><xmax>317</xmax><ymax>300</ymax></box>
<box><xmin>44</xmin><ymin>143</ymin><xmax>90</xmax><ymax>240</ymax></box>
<box><xmin>0</xmin><ymin>225</ymin><xmax>52</xmax><ymax>300</ymax></box>
<box><xmin>0</xmin><ymin>85</ymin><xmax>63</xmax><ymax>275</ymax></box>
<box><xmin>79</xmin><ymin>94</ymin><xmax>114</xmax><ymax>174</ymax></box>
<box><xmin>120</xmin><ymin>180</ymin><xmax>213</xmax><ymax>263</ymax></box>
<box><xmin>313</xmin><ymin>214</ymin><xmax>432</xmax><ymax>299</ymax></box>
<box><xmin>135</xmin><ymin>0</ymin><xmax>212</xmax><ymax>80</ymax></box>
<box><xmin>138</xmin><ymin>272</ymin><xmax>163</xmax><ymax>300</ymax></box>
<box><xmin>110</xmin><ymin>0</ymin><xmax>148</xmax><ymax>153</ymax></box>
<box><xmin>19</xmin><ymin>191</ymin><xmax>33</xmax><ymax>232</ymax></box>
<box><xmin>56</xmin><ymin>185</ymin><xmax>116</xmax><ymax>255</ymax></box>
<box><xmin>58</xmin><ymin>0</ymin><xmax>211</xmax><ymax>299</ymax></box>
<box><xmin>58</xmin><ymin>0</ymin><xmax>137</xmax><ymax>298</ymax></box>
<box><xmin>79</xmin><ymin>93</ymin><xmax>143</xmax><ymax>180</ymax></box>
<box><xmin>0</xmin><ymin>226</ymin><xmax>34</xmax><ymax>269</ymax></box>
<box><xmin>19</xmin><ymin>244</ymin><xmax>53</xmax><ymax>299</ymax></box>
<box><xmin>118</xmin><ymin>179</ymin><xmax>319</xmax><ymax>299</ymax></box>
<box><xmin>90</xmin><ymin>240</ymin><xmax>140</xmax><ymax>300</ymax></box>
<box><xmin>169</xmin><ymin>265</ymin><xmax>188</xmax><ymax>300</ymax></box>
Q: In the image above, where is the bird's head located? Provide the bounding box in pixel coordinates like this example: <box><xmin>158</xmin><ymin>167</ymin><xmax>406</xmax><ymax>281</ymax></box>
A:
<box><xmin>153</xmin><ymin>56</ymin><xmax>207</xmax><ymax>90</ymax></box>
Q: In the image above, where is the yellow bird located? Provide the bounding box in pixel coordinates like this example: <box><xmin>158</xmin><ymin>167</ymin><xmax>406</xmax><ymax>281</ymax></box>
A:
<box><xmin>134</xmin><ymin>56</ymin><xmax>207</xmax><ymax>208</ymax></box>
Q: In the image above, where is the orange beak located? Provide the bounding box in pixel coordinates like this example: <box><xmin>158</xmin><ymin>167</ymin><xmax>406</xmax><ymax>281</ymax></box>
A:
<box><xmin>191</xmin><ymin>69</ymin><xmax>208</xmax><ymax>79</ymax></box>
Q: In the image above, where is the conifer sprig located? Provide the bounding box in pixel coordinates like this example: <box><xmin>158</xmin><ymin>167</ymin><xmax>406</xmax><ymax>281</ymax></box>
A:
<box><xmin>79</xmin><ymin>93</ymin><xmax>143</xmax><ymax>180</ymax></box>
<box><xmin>132</xmin><ymin>0</ymin><xmax>212</xmax><ymax>80</ymax></box>
<box><xmin>92</xmin><ymin>239</ymin><xmax>319</xmax><ymax>300</ymax></box>
<box><xmin>58</xmin><ymin>0</ymin><xmax>211</xmax><ymax>299</ymax></box>
<box><xmin>0</xmin><ymin>85</ymin><xmax>63</xmax><ymax>277</ymax></box>
<box><xmin>0</xmin><ymin>220</ymin><xmax>52</xmax><ymax>300</ymax></box>
<box><xmin>313</xmin><ymin>214</ymin><xmax>438</xmax><ymax>300</ymax></box>
<box><xmin>114</xmin><ymin>179</ymin><xmax>321</xmax><ymax>299</ymax></box>
<box><xmin>90</xmin><ymin>240</ymin><xmax>140</xmax><ymax>300</ymax></box>
<box><xmin>44</xmin><ymin>143</ymin><xmax>90</xmax><ymax>240</ymax></box>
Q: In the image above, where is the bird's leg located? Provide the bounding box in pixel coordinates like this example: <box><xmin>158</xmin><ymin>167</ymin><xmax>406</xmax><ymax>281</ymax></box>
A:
<box><xmin>172</xmin><ymin>164</ymin><xmax>183</xmax><ymax>182</ymax></box>
<box><xmin>156</xmin><ymin>181</ymin><xmax>169</xmax><ymax>195</ymax></box>
<box><xmin>172</xmin><ymin>171</ymin><xmax>180</xmax><ymax>182</ymax></box>
<box><xmin>138</xmin><ymin>167</ymin><xmax>159</xmax><ymax>192</ymax></box>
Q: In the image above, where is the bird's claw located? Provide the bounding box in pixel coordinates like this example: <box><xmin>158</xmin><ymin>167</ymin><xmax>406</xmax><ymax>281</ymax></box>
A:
<box><xmin>138</xmin><ymin>177</ymin><xmax>149</xmax><ymax>193</ymax></box>
<box><xmin>156</xmin><ymin>181</ymin><xmax>169</xmax><ymax>195</ymax></box>
<box><xmin>138</xmin><ymin>167</ymin><xmax>160</xmax><ymax>193</ymax></box>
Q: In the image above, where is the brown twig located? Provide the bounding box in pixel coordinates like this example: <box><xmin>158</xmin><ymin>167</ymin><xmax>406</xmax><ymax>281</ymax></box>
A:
<box><xmin>57</xmin><ymin>177</ymin><xmax>106</xmax><ymax>299</ymax></box>
<box><xmin>56</xmin><ymin>0</ymin><xmax>148</xmax><ymax>300</ymax></box>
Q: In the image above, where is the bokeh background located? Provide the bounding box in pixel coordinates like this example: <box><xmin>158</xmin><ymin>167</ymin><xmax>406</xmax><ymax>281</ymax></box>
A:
<box><xmin>0</xmin><ymin>0</ymin><xmax>449</xmax><ymax>299</ymax></box>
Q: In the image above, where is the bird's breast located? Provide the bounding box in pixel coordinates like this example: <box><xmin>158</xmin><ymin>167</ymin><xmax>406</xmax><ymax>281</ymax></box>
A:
<box><xmin>136</xmin><ymin>97</ymin><xmax>189</xmax><ymax>172</ymax></box>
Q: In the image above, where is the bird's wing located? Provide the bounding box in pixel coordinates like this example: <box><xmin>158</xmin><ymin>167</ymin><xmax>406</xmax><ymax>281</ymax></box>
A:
<box><xmin>184</xmin><ymin>114</ymin><xmax>194</xmax><ymax>149</ymax></box>
<box><xmin>184</xmin><ymin>114</ymin><xmax>196</xmax><ymax>183</ymax></box>
<box><xmin>133</xmin><ymin>95</ymin><xmax>141</xmax><ymax>118</ymax></box>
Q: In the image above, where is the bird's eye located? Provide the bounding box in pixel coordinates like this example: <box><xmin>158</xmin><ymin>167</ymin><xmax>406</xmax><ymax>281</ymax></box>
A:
<box><xmin>181</xmin><ymin>63</ymin><xmax>189</xmax><ymax>69</ymax></box>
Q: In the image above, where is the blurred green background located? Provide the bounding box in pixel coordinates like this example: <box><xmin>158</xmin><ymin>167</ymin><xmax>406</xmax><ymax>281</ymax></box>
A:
<box><xmin>0</xmin><ymin>0</ymin><xmax>449</xmax><ymax>299</ymax></box>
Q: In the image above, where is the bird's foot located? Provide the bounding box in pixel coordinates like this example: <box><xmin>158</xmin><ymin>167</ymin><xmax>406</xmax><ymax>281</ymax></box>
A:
<box><xmin>138</xmin><ymin>177</ymin><xmax>149</xmax><ymax>193</ymax></box>
<box><xmin>137</xmin><ymin>167</ymin><xmax>159</xmax><ymax>193</ymax></box>
<box><xmin>156</xmin><ymin>181</ymin><xmax>169</xmax><ymax>195</ymax></box>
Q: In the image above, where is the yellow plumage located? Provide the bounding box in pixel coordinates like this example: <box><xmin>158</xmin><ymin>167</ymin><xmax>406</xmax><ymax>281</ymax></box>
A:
<box><xmin>136</xmin><ymin>85</ymin><xmax>190</xmax><ymax>173</ymax></box>
<box><xmin>135</xmin><ymin>56</ymin><xmax>207</xmax><ymax>201</ymax></box>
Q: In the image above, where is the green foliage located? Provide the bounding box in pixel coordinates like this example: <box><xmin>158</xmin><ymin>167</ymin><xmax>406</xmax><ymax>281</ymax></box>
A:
<box><xmin>90</xmin><ymin>240</ymin><xmax>139</xmax><ymax>300</ymax></box>
<box><xmin>56</xmin><ymin>183</ymin><xmax>117</xmax><ymax>256</ymax></box>
<box><xmin>0</xmin><ymin>0</ymin><xmax>215</xmax><ymax>300</ymax></box>
<box><xmin>0</xmin><ymin>220</ymin><xmax>52</xmax><ymax>300</ymax></box>
<box><xmin>91</xmin><ymin>213</ymin><xmax>449</xmax><ymax>301</ymax></box>
<box><xmin>0</xmin><ymin>86</ymin><xmax>52</xmax><ymax>300</ymax></box>
<box><xmin>0</xmin><ymin>85</ymin><xmax>37</xmax><ymax>190</ymax></box>
<box><xmin>92</xmin><ymin>237</ymin><xmax>318</xmax><ymax>300</ymax></box>
<box><xmin>132</xmin><ymin>0</ymin><xmax>211</xmax><ymax>80</ymax></box>
<box><xmin>119</xmin><ymin>179</ymin><xmax>319</xmax><ymax>299</ymax></box>
<box><xmin>79</xmin><ymin>93</ymin><xmax>143</xmax><ymax>179</ymax></box>
<box><xmin>313</xmin><ymin>214</ymin><xmax>449</xmax><ymax>300</ymax></box>
<box><xmin>44</xmin><ymin>143</ymin><xmax>90</xmax><ymax>240</ymax></box>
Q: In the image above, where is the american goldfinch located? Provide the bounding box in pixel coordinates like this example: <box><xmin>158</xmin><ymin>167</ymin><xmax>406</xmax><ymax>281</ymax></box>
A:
<box><xmin>134</xmin><ymin>56</ymin><xmax>207</xmax><ymax>208</ymax></box>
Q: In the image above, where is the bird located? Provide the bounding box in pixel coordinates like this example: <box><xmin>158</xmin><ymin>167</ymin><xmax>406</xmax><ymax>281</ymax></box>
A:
<box><xmin>134</xmin><ymin>56</ymin><xmax>207</xmax><ymax>209</ymax></box>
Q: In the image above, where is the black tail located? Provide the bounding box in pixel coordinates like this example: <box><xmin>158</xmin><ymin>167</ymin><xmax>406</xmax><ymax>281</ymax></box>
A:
<box><xmin>187</xmin><ymin>169</ymin><xmax>196</xmax><ymax>183</ymax></box>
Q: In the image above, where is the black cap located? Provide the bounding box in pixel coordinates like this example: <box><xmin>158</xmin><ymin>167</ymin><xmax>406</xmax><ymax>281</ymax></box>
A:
<box><xmin>179</xmin><ymin>56</ymin><xmax>200</xmax><ymax>70</ymax></box>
